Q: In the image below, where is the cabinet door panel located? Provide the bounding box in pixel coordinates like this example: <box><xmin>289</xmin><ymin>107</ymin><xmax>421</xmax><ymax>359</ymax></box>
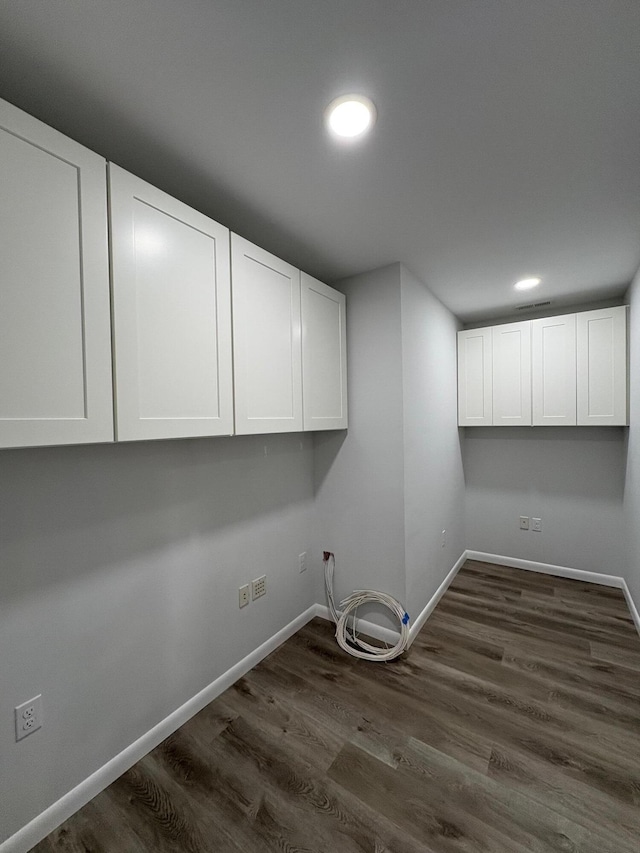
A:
<box><xmin>0</xmin><ymin>99</ymin><xmax>113</xmax><ymax>448</ymax></box>
<box><xmin>492</xmin><ymin>321</ymin><xmax>531</xmax><ymax>425</ymax></box>
<box><xmin>532</xmin><ymin>315</ymin><xmax>576</xmax><ymax>425</ymax></box>
<box><xmin>457</xmin><ymin>328</ymin><xmax>492</xmax><ymax>425</ymax></box>
<box><xmin>301</xmin><ymin>274</ymin><xmax>347</xmax><ymax>430</ymax></box>
<box><xmin>231</xmin><ymin>235</ymin><xmax>302</xmax><ymax>434</ymax></box>
<box><xmin>577</xmin><ymin>306</ymin><xmax>628</xmax><ymax>426</ymax></box>
<box><xmin>109</xmin><ymin>165</ymin><xmax>233</xmax><ymax>440</ymax></box>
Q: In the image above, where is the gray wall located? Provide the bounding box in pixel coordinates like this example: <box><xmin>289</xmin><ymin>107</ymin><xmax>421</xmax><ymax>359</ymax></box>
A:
<box><xmin>313</xmin><ymin>263</ymin><xmax>466</xmax><ymax>626</ymax></box>
<box><xmin>0</xmin><ymin>434</ymin><xmax>316</xmax><ymax>843</ymax></box>
<box><xmin>463</xmin><ymin>299</ymin><xmax>636</xmax><ymax>578</ymax></box>
<box><xmin>624</xmin><ymin>268</ymin><xmax>640</xmax><ymax>603</ymax></box>
<box><xmin>400</xmin><ymin>266</ymin><xmax>465</xmax><ymax>610</ymax></box>
<box><xmin>313</xmin><ymin>264</ymin><xmax>407</xmax><ymax>612</ymax></box>
<box><xmin>4</xmin><ymin>259</ymin><xmax>638</xmax><ymax>848</ymax></box>
<box><xmin>2</xmin><ymin>259</ymin><xmax>468</xmax><ymax>845</ymax></box>
<box><xmin>464</xmin><ymin>426</ymin><xmax>628</xmax><ymax>573</ymax></box>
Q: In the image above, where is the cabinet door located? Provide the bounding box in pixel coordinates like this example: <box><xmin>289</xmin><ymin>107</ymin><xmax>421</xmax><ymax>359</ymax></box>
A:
<box><xmin>492</xmin><ymin>321</ymin><xmax>531</xmax><ymax>425</ymax></box>
<box><xmin>457</xmin><ymin>328</ymin><xmax>492</xmax><ymax>425</ymax></box>
<box><xmin>0</xmin><ymin>99</ymin><xmax>113</xmax><ymax>448</ymax></box>
<box><xmin>532</xmin><ymin>314</ymin><xmax>577</xmax><ymax>426</ymax></box>
<box><xmin>577</xmin><ymin>306</ymin><xmax>628</xmax><ymax>426</ymax></box>
<box><xmin>301</xmin><ymin>274</ymin><xmax>348</xmax><ymax>430</ymax></box>
<box><xmin>109</xmin><ymin>165</ymin><xmax>233</xmax><ymax>441</ymax></box>
<box><xmin>231</xmin><ymin>235</ymin><xmax>302</xmax><ymax>434</ymax></box>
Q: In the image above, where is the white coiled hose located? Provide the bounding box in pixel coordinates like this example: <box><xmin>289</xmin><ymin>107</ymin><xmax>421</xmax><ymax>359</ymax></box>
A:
<box><xmin>323</xmin><ymin>551</ymin><xmax>410</xmax><ymax>661</ymax></box>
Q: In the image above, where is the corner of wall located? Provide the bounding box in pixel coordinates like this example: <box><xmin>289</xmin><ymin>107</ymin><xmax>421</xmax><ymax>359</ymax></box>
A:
<box><xmin>313</xmin><ymin>263</ymin><xmax>406</xmax><ymax>610</ymax></box>
<box><xmin>622</xmin><ymin>264</ymin><xmax>640</xmax><ymax>607</ymax></box>
<box><xmin>398</xmin><ymin>266</ymin><xmax>466</xmax><ymax>614</ymax></box>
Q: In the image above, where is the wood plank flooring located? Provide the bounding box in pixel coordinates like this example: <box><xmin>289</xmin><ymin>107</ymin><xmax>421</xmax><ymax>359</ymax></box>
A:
<box><xmin>31</xmin><ymin>560</ymin><xmax>640</xmax><ymax>852</ymax></box>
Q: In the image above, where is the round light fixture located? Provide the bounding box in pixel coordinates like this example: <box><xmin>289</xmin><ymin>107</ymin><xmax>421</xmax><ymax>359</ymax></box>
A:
<box><xmin>514</xmin><ymin>277</ymin><xmax>541</xmax><ymax>291</ymax></box>
<box><xmin>325</xmin><ymin>94</ymin><xmax>376</xmax><ymax>140</ymax></box>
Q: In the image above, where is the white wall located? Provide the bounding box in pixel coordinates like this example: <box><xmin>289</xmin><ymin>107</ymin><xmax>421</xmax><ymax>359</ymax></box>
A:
<box><xmin>464</xmin><ymin>426</ymin><xmax>627</xmax><ymax>574</ymax></box>
<box><xmin>624</xmin><ymin>267</ymin><xmax>640</xmax><ymax>605</ymax></box>
<box><xmin>400</xmin><ymin>267</ymin><xmax>465</xmax><ymax>611</ymax></box>
<box><xmin>0</xmin><ymin>434</ymin><xmax>316</xmax><ymax>844</ymax></box>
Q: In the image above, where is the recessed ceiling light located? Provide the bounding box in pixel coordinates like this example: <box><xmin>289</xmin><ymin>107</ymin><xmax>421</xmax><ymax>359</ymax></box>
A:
<box><xmin>325</xmin><ymin>94</ymin><xmax>376</xmax><ymax>140</ymax></box>
<box><xmin>514</xmin><ymin>277</ymin><xmax>541</xmax><ymax>291</ymax></box>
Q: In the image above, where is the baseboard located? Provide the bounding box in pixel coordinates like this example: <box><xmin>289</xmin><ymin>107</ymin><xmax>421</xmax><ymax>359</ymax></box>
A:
<box><xmin>407</xmin><ymin>551</ymin><xmax>468</xmax><ymax>646</ymax></box>
<box><xmin>465</xmin><ymin>550</ymin><xmax>627</xmax><ymax>589</ymax></box>
<box><xmin>0</xmin><ymin>605</ymin><xmax>318</xmax><ymax>853</ymax></box>
<box><xmin>621</xmin><ymin>579</ymin><xmax>640</xmax><ymax>636</ymax></box>
<box><xmin>466</xmin><ymin>550</ymin><xmax>640</xmax><ymax>637</ymax></box>
<box><xmin>314</xmin><ymin>604</ymin><xmax>402</xmax><ymax>646</ymax></box>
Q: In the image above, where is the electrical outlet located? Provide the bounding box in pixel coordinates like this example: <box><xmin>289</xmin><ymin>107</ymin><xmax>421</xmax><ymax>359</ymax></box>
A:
<box><xmin>252</xmin><ymin>575</ymin><xmax>266</xmax><ymax>599</ymax></box>
<box><xmin>15</xmin><ymin>695</ymin><xmax>43</xmax><ymax>741</ymax></box>
<box><xmin>532</xmin><ymin>517</ymin><xmax>542</xmax><ymax>532</ymax></box>
<box><xmin>519</xmin><ymin>516</ymin><xmax>530</xmax><ymax>530</ymax></box>
<box><xmin>239</xmin><ymin>584</ymin><xmax>250</xmax><ymax>608</ymax></box>
<box><xmin>299</xmin><ymin>552</ymin><xmax>307</xmax><ymax>573</ymax></box>
<box><xmin>441</xmin><ymin>529</ymin><xmax>446</xmax><ymax>548</ymax></box>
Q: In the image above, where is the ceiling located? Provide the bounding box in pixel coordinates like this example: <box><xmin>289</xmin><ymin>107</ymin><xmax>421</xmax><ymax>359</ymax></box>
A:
<box><xmin>1</xmin><ymin>0</ymin><xmax>639</xmax><ymax>322</ymax></box>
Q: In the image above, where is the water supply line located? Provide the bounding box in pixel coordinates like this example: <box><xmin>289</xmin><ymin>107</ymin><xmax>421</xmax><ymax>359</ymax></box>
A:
<box><xmin>323</xmin><ymin>551</ymin><xmax>410</xmax><ymax>661</ymax></box>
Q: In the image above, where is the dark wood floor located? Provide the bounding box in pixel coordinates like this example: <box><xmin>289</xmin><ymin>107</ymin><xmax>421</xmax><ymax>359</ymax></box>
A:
<box><xmin>32</xmin><ymin>560</ymin><xmax>640</xmax><ymax>852</ymax></box>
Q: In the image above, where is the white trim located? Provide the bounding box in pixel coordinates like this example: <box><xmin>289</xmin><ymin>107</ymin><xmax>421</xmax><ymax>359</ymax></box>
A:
<box><xmin>407</xmin><ymin>551</ymin><xmax>468</xmax><ymax>646</ymax></box>
<box><xmin>0</xmin><ymin>605</ymin><xmax>318</xmax><ymax>853</ymax></box>
<box><xmin>314</xmin><ymin>603</ymin><xmax>402</xmax><ymax>646</ymax></box>
<box><xmin>465</xmin><ymin>550</ymin><xmax>626</xmax><ymax>588</ymax></box>
<box><xmin>621</xmin><ymin>579</ymin><xmax>640</xmax><ymax>636</ymax></box>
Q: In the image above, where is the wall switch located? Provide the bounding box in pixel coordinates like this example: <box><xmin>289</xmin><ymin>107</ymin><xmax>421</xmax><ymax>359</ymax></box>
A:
<box><xmin>519</xmin><ymin>516</ymin><xmax>530</xmax><ymax>530</ymax></box>
<box><xmin>15</xmin><ymin>695</ymin><xmax>43</xmax><ymax>741</ymax></box>
<box><xmin>532</xmin><ymin>517</ymin><xmax>542</xmax><ymax>532</ymax></box>
<box><xmin>239</xmin><ymin>584</ymin><xmax>250</xmax><ymax>608</ymax></box>
<box><xmin>252</xmin><ymin>575</ymin><xmax>266</xmax><ymax>599</ymax></box>
<box><xmin>441</xmin><ymin>529</ymin><xmax>446</xmax><ymax>548</ymax></box>
<box><xmin>299</xmin><ymin>552</ymin><xmax>307</xmax><ymax>573</ymax></box>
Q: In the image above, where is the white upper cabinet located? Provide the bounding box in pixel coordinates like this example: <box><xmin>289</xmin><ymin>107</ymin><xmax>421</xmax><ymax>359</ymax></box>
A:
<box><xmin>576</xmin><ymin>306</ymin><xmax>628</xmax><ymax>426</ymax></box>
<box><xmin>458</xmin><ymin>306</ymin><xmax>628</xmax><ymax>427</ymax></box>
<box><xmin>532</xmin><ymin>314</ymin><xmax>577</xmax><ymax>426</ymax></box>
<box><xmin>457</xmin><ymin>327</ymin><xmax>492</xmax><ymax>426</ymax></box>
<box><xmin>492</xmin><ymin>321</ymin><xmax>532</xmax><ymax>425</ymax></box>
<box><xmin>231</xmin><ymin>235</ymin><xmax>303</xmax><ymax>434</ymax></box>
<box><xmin>0</xmin><ymin>100</ymin><xmax>345</xmax><ymax>448</ymax></box>
<box><xmin>109</xmin><ymin>165</ymin><xmax>233</xmax><ymax>441</ymax></box>
<box><xmin>0</xmin><ymin>98</ymin><xmax>113</xmax><ymax>449</ymax></box>
<box><xmin>301</xmin><ymin>274</ymin><xmax>348</xmax><ymax>430</ymax></box>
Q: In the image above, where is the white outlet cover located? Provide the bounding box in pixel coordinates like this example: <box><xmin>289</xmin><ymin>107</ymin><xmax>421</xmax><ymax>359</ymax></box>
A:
<box><xmin>15</xmin><ymin>694</ymin><xmax>43</xmax><ymax>741</ymax></box>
